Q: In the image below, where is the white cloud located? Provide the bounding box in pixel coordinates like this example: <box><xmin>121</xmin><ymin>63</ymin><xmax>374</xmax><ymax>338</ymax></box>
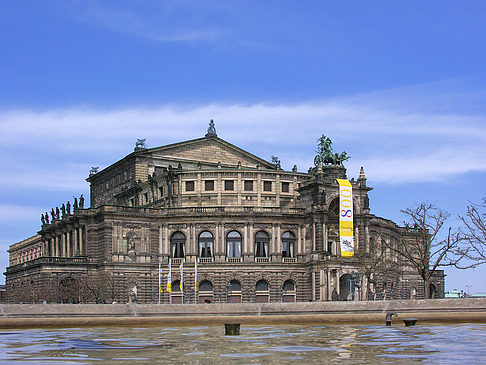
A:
<box><xmin>59</xmin><ymin>0</ymin><xmax>222</xmax><ymax>43</ymax></box>
<box><xmin>0</xmin><ymin>85</ymin><xmax>485</xmax><ymax>190</ymax></box>
<box><xmin>0</xmin><ymin>205</ymin><xmax>45</xmax><ymax>223</ymax></box>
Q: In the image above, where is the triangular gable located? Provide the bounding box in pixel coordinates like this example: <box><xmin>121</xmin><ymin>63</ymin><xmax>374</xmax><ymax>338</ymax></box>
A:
<box><xmin>142</xmin><ymin>136</ymin><xmax>274</xmax><ymax>169</ymax></box>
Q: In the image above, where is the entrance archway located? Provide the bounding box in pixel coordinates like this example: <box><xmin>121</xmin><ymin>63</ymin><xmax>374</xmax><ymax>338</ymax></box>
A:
<box><xmin>339</xmin><ymin>274</ymin><xmax>353</xmax><ymax>301</ymax></box>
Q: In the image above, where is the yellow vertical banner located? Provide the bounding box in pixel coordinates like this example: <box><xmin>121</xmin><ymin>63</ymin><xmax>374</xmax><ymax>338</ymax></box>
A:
<box><xmin>166</xmin><ymin>261</ymin><xmax>172</xmax><ymax>293</ymax></box>
<box><xmin>337</xmin><ymin>179</ymin><xmax>354</xmax><ymax>257</ymax></box>
<box><xmin>194</xmin><ymin>259</ymin><xmax>198</xmax><ymax>293</ymax></box>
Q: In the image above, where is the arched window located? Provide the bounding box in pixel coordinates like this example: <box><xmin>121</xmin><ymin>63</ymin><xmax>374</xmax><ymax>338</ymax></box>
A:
<box><xmin>329</xmin><ymin>197</ymin><xmax>339</xmax><ymax>217</ymax></box>
<box><xmin>170</xmin><ymin>232</ymin><xmax>185</xmax><ymax>258</ymax></box>
<box><xmin>282</xmin><ymin>231</ymin><xmax>295</xmax><ymax>257</ymax></box>
<box><xmin>228</xmin><ymin>279</ymin><xmax>241</xmax><ymax>292</ymax></box>
<box><xmin>283</xmin><ymin>280</ymin><xmax>295</xmax><ymax>292</ymax></box>
<box><xmin>256</xmin><ymin>279</ymin><xmax>269</xmax><ymax>292</ymax></box>
<box><xmin>198</xmin><ymin>231</ymin><xmax>213</xmax><ymax>258</ymax></box>
<box><xmin>255</xmin><ymin>231</ymin><xmax>269</xmax><ymax>257</ymax></box>
<box><xmin>199</xmin><ymin>280</ymin><xmax>213</xmax><ymax>292</ymax></box>
<box><xmin>226</xmin><ymin>231</ymin><xmax>242</xmax><ymax>258</ymax></box>
<box><xmin>172</xmin><ymin>279</ymin><xmax>181</xmax><ymax>292</ymax></box>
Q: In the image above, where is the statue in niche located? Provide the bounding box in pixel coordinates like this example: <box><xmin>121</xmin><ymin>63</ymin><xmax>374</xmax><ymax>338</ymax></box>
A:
<box><xmin>321</xmin><ymin>191</ymin><xmax>326</xmax><ymax>206</ymax></box>
<box><xmin>364</xmin><ymin>195</ymin><xmax>370</xmax><ymax>210</ymax></box>
<box><xmin>127</xmin><ymin>235</ymin><xmax>137</xmax><ymax>261</ymax></box>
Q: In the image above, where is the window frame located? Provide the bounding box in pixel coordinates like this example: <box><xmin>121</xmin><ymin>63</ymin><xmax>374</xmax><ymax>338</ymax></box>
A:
<box><xmin>224</xmin><ymin>180</ymin><xmax>235</xmax><ymax>191</ymax></box>
<box><xmin>204</xmin><ymin>180</ymin><xmax>214</xmax><ymax>191</ymax></box>
<box><xmin>185</xmin><ymin>181</ymin><xmax>195</xmax><ymax>192</ymax></box>
<box><xmin>282</xmin><ymin>231</ymin><xmax>296</xmax><ymax>258</ymax></box>
<box><xmin>198</xmin><ymin>231</ymin><xmax>214</xmax><ymax>258</ymax></box>
<box><xmin>255</xmin><ymin>231</ymin><xmax>270</xmax><ymax>257</ymax></box>
<box><xmin>244</xmin><ymin>180</ymin><xmax>254</xmax><ymax>191</ymax></box>
<box><xmin>226</xmin><ymin>230</ymin><xmax>242</xmax><ymax>258</ymax></box>
<box><xmin>170</xmin><ymin>231</ymin><xmax>186</xmax><ymax>258</ymax></box>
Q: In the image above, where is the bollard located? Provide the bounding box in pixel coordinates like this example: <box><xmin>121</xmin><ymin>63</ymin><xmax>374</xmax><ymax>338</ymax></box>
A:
<box><xmin>403</xmin><ymin>318</ymin><xmax>418</xmax><ymax>326</ymax></box>
<box><xmin>225</xmin><ymin>323</ymin><xmax>240</xmax><ymax>335</ymax></box>
<box><xmin>385</xmin><ymin>312</ymin><xmax>398</xmax><ymax>326</ymax></box>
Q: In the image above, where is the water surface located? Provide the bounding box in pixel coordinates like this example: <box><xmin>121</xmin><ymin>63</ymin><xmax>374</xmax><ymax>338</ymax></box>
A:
<box><xmin>0</xmin><ymin>323</ymin><xmax>485</xmax><ymax>364</ymax></box>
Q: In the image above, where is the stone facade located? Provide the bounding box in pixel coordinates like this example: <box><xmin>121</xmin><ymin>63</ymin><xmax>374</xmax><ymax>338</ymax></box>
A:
<box><xmin>5</xmin><ymin>125</ymin><xmax>444</xmax><ymax>303</ymax></box>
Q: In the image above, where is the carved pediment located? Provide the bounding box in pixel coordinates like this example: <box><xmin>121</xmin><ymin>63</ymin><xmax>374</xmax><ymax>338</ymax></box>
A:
<box><xmin>146</xmin><ymin>137</ymin><xmax>274</xmax><ymax>169</ymax></box>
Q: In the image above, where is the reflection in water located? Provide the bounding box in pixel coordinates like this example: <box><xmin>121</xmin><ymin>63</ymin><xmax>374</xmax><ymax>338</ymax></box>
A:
<box><xmin>0</xmin><ymin>323</ymin><xmax>485</xmax><ymax>364</ymax></box>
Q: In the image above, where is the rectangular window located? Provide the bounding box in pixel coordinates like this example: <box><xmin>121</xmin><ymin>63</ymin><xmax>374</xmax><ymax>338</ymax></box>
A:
<box><xmin>244</xmin><ymin>180</ymin><xmax>253</xmax><ymax>191</ymax></box>
<box><xmin>225</xmin><ymin>180</ymin><xmax>234</xmax><ymax>191</ymax></box>
<box><xmin>143</xmin><ymin>192</ymin><xmax>148</xmax><ymax>203</ymax></box>
<box><xmin>159</xmin><ymin>186</ymin><xmax>164</xmax><ymax>196</ymax></box>
<box><xmin>263</xmin><ymin>181</ymin><xmax>272</xmax><ymax>191</ymax></box>
<box><xmin>282</xmin><ymin>182</ymin><xmax>290</xmax><ymax>193</ymax></box>
<box><xmin>185</xmin><ymin>181</ymin><xmax>195</xmax><ymax>192</ymax></box>
<box><xmin>205</xmin><ymin>180</ymin><xmax>214</xmax><ymax>191</ymax></box>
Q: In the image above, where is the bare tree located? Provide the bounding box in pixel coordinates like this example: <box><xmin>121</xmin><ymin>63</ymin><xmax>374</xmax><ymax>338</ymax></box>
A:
<box><xmin>388</xmin><ymin>203</ymin><xmax>465</xmax><ymax>299</ymax></box>
<box><xmin>458</xmin><ymin>196</ymin><xmax>486</xmax><ymax>267</ymax></box>
<box><xmin>357</xmin><ymin>234</ymin><xmax>401</xmax><ymax>300</ymax></box>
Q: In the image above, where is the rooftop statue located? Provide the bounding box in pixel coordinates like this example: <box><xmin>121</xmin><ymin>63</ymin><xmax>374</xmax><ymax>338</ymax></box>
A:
<box><xmin>135</xmin><ymin>139</ymin><xmax>147</xmax><ymax>149</ymax></box>
<box><xmin>314</xmin><ymin>134</ymin><xmax>350</xmax><ymax>167</ymax></box>
<box><xmin>205</xmin><ymin>119</ymin><xmax>217</xmax><ymax>137</ymax></box>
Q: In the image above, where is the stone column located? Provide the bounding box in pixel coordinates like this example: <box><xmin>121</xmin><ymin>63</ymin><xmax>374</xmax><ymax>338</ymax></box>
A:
<box><xmin>302</xmin><ymin>226</ymin><xmax>306</xmax><ymax>254</ymax></box>
<box><xmin>311</xmin><ymin>271</ymin><xmax>316</xmax><ymax>301</ymax></box>
<box><xmin>249</xmin><ymin>224</ymin><xmax>254</xmax><ymax>256</ymax></box>
<box><xmin>66</xmin><ymin>230</ymin><xmax>71</xmax><ymax>257</ymax></box>
<box><xmin>323</xmin><ymin>223</ymin><xmax>327</xmax><ymax>252</ymax></box>
<box><xmin>326</xmin><ymin>270</ymin><xmax>331</xmax><ymax>300</ymax></box>
<box><xmin>215</xmin><ymin>222</ymin><xmax>220</xmax><ymax>257</ymax></box>
<box><xmin>243</xmin><ymin>224</ymin><xmax>248</xmax><ymax>255</ymax></box>
<box><xmin>319</xmin><ymin>269</ymin><xmax>324</xmax><ymax>301</ymax></box>
<box><xmin>164</xmin><ymin>225</ymin><xmax>169</xmax><ymax>256</ymax></box>
<box><xmin>312</xmin><ymin>221</ymin><xmax>316</xmax><ymax>251</ymax></box>
<box><xmin>297</xmin><ymin>225</ymin><xmax>302</xmax><ymax>255</ymax></box>
<box><xmin>271</xmin><ymin>225</ymin><xmax>276</xmax><ymax>258</ymax></box>
<box><xmin>159</xmin><ymin>226</ymin><xmax>163</xmax><ymax>256</ymax></box>
<box><xmin>78</xmin><ymin>227</ymin><xmax>83</xmax><ymax>256</ymax></box>
<box><xmin>60</xmin><ymin>233</ymin><xmax>65</xmax><ymax>257</ymax></box>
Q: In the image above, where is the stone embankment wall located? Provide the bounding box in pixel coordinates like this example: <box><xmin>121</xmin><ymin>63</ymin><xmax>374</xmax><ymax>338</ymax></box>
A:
<box><xmin>1</xmin><ymin>298</ymin><xmax>486</xmax><ymax>329</ymax></box>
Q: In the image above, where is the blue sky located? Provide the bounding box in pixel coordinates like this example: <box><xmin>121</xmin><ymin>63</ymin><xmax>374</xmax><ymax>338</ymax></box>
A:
<box><xmin>1</xmin><ymin>0</ymin><xmax>485</xmax><ymax>292</ymax></box>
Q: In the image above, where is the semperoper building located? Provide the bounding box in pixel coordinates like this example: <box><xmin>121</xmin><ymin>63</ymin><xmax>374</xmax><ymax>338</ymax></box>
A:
<box><xmin>4</xmin><ymin>121</ymin><xmax>444</xmax><ymax>304</ymax></box>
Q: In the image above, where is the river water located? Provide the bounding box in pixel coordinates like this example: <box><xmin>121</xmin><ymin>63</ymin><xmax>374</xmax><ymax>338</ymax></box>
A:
<box><xmin>1</xmin><ymin>323</ymin><xmax>485</xmax><ymax>364</ymax></box>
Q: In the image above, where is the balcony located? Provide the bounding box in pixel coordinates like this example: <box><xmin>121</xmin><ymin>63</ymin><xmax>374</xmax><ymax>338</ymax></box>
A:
<box><xmin>6</xmin><ymin>256</ymin><xmax>89</xmax><ymax>274</ymax></box>
<box><xmin>255</xmin><ymin>257</ymin><xmax>270</xmax><ymax>263</ymax></box>
<box><xmin>198</xmin><ymin>257</ymin><xmax>214</xmax><ymax>264</ymax></box>
<box><xmin>226</xmin><ymin>257</ymin><xmax>242</xmax><ymax>263</ymax></box>
<box><xmin>170</xmin><ymin>258</ymin><xmax>184</xmax><ymax>266</ymax></box>
<box><xmin>283</xmin><ymin>257</ymin><xmax>297</xmax><ymax>263</ymax></box>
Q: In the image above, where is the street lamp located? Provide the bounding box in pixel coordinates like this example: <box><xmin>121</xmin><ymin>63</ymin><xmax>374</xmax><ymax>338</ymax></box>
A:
<box><xmin>466</xmin><ymin>285</ymin><xmax>472</xmax><ymax>297</ymax></box>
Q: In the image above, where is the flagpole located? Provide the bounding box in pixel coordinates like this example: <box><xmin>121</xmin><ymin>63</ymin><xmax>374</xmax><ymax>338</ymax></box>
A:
<box><xmin>158</xmin><ymin>262</ymin><xmax>161</xmax><ymax>305</ymax></box>
<box><xmin>180</xmin><ymin>261</ymin><xmax>184</xmax><ymax>304</ymax></box>
<box><xmin>167</xmin><ymin>260</ymin><xmax>172</xmax><ymax>304</ymax></box>
<box><xmin>194</xmin><ymin>259</ymin><xmax>198</xmax><ymax>304</ymax></box>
